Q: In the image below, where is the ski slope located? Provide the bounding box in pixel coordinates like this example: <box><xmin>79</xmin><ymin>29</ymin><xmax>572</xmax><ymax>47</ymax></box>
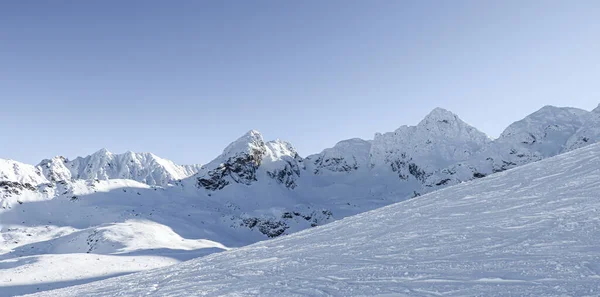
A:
<box><xmin>27</xmin><ymin>142</ymin><xmax>600</xmax><ymax>296</ymax></box>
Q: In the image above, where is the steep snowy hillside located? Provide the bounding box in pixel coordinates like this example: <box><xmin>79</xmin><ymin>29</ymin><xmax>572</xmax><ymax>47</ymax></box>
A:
<box><xmin>0</xmin><ymin>159</ymin><xmax>47</xmax><ymax>185</ymax></box>
<box><xmin>0</xmin><ymin>159</ymin><xmax>49</xmax><ymax>209</ymax></box>
<box><xmin>565</xmin><ymin>104</ymin><xmax>600</xmax><ymax>152</ymax></box>
<box><xmin>30</xmin><ymin>140</ymin><xmax>600</xmax><ymax>297</ymax></box>
<box><xmin>490</xmin><ymin>105</ymin><xmax>587</xmax><ymax>166</ymax></box>
<box><xmin>38</xmin><ymin>149</ymin><xmax>201</xmax><ymax>186</ymax></box>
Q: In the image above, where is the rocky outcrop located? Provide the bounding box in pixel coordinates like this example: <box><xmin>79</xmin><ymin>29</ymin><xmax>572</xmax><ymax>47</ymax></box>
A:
<box><xmin>197</xmin><ymin>153</ymin><xmax>264</xmax><ymax>190</ymax></box>
<box><xmin>238</xmin><ymin>209</ymin><xmax>334</xmax><ymax>238</ymax></box>
<box><xmin>308</xmin><ymin>139</ymin><xmax>371</xmax><ymax>174</ymax></box>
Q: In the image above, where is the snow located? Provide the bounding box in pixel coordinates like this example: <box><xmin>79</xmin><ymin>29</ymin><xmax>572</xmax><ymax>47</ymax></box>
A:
<box><xmin>0</xmin><ymin>254</ymin><xmax>179</xmax><ymax>296</ymax></box>
<box><xmin>0</xmin><ymin>159</ymin><xmax>47</xmax><ymax>185</ymax></box>
<box><xmin>565</xmin><ymin>107</ymin><xmax>600</xmax><ymax>152</ymax></box>
<box><xmin>497</xmin><ymin>105</ymin><xmax>587</xmax><ymax>156</ymax></box>
<box><xmin>220</xmin><ymin>130</ymin><xmax>265</xmax><ymax>159</ymax></box>
<box><xmin>306</xmin><ymin>138</ymin><xmax>371</xmax><ymax>174</ymax></box>
<box><xmin>26</xmin><ymin>141</ymin><xmax>600</xmax><ymax>297</ymax></box>
<box><xmin>3</xmin><ymin>104</ymin><xmax>600</xmax><ymax>296</ymax></box>
<box><xmin>0</xmin><ymin>179</ymin><xmax>234</xmax><ymax>296</ymax></box>
<box><xmin>39</xmin><ymin>149</ymin><xmax>201</xmax><ymax>186</ymax></box>
<box><xmin>369</xmin><ymin>108</ymin><xmax>491</xmax><ymax>171</ymax></box>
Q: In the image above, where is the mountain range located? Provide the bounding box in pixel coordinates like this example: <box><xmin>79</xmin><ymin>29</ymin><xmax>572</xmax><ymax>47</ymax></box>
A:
<box><xmin>29</xmin><ymin>129</ymin><xmax>600</xmax><ymax>297</ymax></box>
<box><xmin>2</xmin><ymin>103</ymin><xmax>600</xmax><ymax>295</ymax></box>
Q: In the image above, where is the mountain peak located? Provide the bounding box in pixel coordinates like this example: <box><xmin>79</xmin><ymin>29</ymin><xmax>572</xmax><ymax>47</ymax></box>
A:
<box><xmin>418</xmin><ymin>107</ymin><xmax>461</xmax><ymax>127</ymax></box>
<box><xmin>222</xmin><ymin>130</ymin><xmax>266</xmax><ymax>158</ymax></box>
<box><xmin>92</xmin><ymin>148</ymin><xmax>112</xmax><ymax>156</ymax></box>
<box><xmin>592</xmin><ymin>103</ymin><xmax>600</xmax><ymax>113</ymax></box>
<box><xmin>428</xmin><ymin>107</ymin><xmax>456</xmax><ymax>117</ymax></box>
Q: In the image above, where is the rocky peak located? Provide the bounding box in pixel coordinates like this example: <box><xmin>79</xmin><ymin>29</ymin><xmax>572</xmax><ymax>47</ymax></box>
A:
<box><xmin>91</xmin><ymin>148</ymin><xmax>112</xmax><ymax>157</ymax></box>
<box><xmin>417</xmin><ymin>107</ymin><xmax>490</xmax><ymax>144</ymax></box>
<box><xmin>418</xmin><ymin>107</ymin><xmax>459</xmax><ymax>126</ymax></box>
<box><xmin>196</xmin><ymin>130</ymin><xmax>269</xmax><ymax>191</ymax></box>
<box><xmin>37</xmin><ymin>156</ymin><xmax>72</xmax><ymax>182</ymax></box>
<box><xmin>195</xmin><ymin>132</ymin><xmax>306</xmax><ymax>191</ymax></box>
<box><xmin>221</xmin><ymin>130</ymin><xmax>266</xmax><ymax>159</ymax></box>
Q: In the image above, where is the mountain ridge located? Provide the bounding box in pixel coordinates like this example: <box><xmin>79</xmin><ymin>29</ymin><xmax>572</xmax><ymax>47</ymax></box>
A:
<box><xmin>4</xmin><ymin>104</ymin><xmax>600</xmax><ymax>207</ymax></box>
<box><xmin>4</xmin><ymin>103</ymin><xmax>600</xmax><ymax>295</ymax></box>
<box><xmin>28</xmin><ymin>135</ymin><xmax>600</xmax><ymax>297</ymax></box>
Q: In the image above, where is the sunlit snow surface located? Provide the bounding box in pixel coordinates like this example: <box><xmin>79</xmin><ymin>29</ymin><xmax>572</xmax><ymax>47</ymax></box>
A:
<box><xmin>28</xmin><ymin>143</ymin><xmax>600</xmax><ymax>296</ymax></box>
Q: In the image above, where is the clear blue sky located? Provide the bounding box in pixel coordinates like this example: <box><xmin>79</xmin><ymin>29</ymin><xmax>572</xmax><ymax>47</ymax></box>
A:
<box><xmin>1</xmin><ymin>1</ymin><xmax>599</xmax><ymax>165</ymax></box>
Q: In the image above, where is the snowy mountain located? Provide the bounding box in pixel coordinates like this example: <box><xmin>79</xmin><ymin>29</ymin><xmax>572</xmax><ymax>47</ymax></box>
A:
<box><xmin>192</xmin><ymin>130</ymin><xmax>303</xmax><ymax>191</ymax></box>
<box><xmin>423</xmin><ymin>105</ymin><xmax>592</xmax><ymax>190</ymax></box>
<box><xmin>0</xmin><ymin>159</ymin><xmax>47</xmax><ymax>186</ymax></box>
<box><xmin>37</xmin><ymin>149</ymin><xmax>201</xmax><ymax>186</ymax></box>
<box><xmin>3</xmin><ymin>104</ymin><xmax>600</xmax><ymax>296</ymax></box>
<box><xmin>0</xmin><ymin>149</ymin><xmax>201</xmax><ymax>210</ymax></box>
<box><xmin>28</xmin><ymin>138</ymin><xmax>600</xmax><ymax>297</ymax></box>
<box><xmin>564</xmin><ymin>104</ymin><xmax>600</xmax><ymax>151</ymax></box>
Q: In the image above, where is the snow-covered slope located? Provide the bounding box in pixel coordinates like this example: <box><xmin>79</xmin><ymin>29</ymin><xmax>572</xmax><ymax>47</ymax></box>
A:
<box><xmin>0</xmin><ymin>159</ymin><xmax>47</xmax><ymax>185</ymax></box>
<box><xmin>30</xmin><ymin>140</ymin><xmax>600</xmax><ymax>297</ymax></box>
<box><xmin>4</xmin><ymin>104</ymin><xmax>600</xmax><ymax>296</ymax></box>
<box><xmin>565</xmin><ymin>104</ymin><xmax>600</xmax><ymax>151</ymax></box>
<box><xmin>0</xmin><ymin>159</ymin><xmax>49</xmax><ymax>209</ymax></box>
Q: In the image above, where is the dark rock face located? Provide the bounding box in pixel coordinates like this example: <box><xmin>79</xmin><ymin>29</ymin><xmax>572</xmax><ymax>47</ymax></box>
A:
<box><xmin>390</xmin><ymin>159</ymin><xmax>409</xmax><ymax>180</ymax></box>
<box><xmin>239</xmin><ymin>209</ymin><xmax>333</xmax><ymax>238</ymax></box>
<box><xmin>408</xmin><ymin>163</ymin><xmax>427</xmax><ymax>182</ymax></box>
<box><xmin>281</xmin><ymin>209</ymin><xmax>333</xmax><ymax>227</ymax></box>
<box><xmin>493</xmin><ymin>160</ymin><xmax>518</xmax><ymax>173</ymax></box>
<box><xmin>241</xmin><ymin>217</ymin><xmax>289</xmax><ymax>238</ymax></box>
<box><xmin>197</xmin><ymin>147</ymin><xmax>266</xmax><ymax>191</ymax></box>
<box><xmin>0</xmin><ymin>181</ymin><xmax>37</xmax><ymax>195</ymax></box>
<box><xmin>267</xmin><ymin>158</ymin><xmax>302</xmax><ymax>189</ymax></box>
<box><xmin>0</xmin><ymin>181</ymin><xmax>39</xmax><ymax>208</ymax></box>
<box><xmin>473</xmin><ymin>172</ymin><xmax>486</xmax><ymax>178</ymax></box>
<box><xmin>312</xmin><ymin>156</ymin><xmax>358</xmax><ymax>174</ymax></box>
<box><xmin>435</xmin><ymin>178</ymin><xmax>451</xmax><ymax>186</ymax></box>
<box><xmin>388</xmin><ymin>153</ymin><xmax>429</xmax><ymax>183</ymax></box>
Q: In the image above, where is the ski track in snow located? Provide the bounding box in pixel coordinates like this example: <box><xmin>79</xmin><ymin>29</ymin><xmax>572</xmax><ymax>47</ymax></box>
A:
<box><xmin>25</xmin><ymin>143</ymin><xmax>600</xmax><ymax>297</ymax></box>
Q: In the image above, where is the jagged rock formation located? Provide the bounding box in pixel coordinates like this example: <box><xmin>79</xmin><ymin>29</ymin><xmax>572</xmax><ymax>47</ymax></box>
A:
<box><xmin>195</xmin><ymin>131</ymin><xmax>304</xmax><ymax>191</ymax></box>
